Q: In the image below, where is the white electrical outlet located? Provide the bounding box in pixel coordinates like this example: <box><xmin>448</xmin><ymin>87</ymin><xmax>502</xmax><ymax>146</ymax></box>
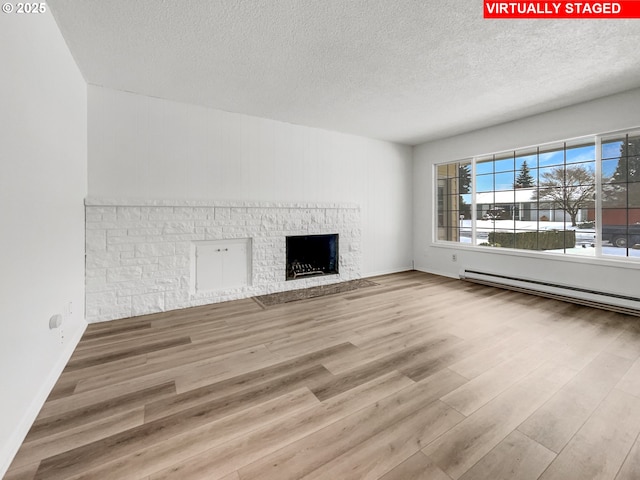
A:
<box><xmin>452</xmin><ymin>254</ymin><xmax>457</xmax><ymax>262</ymax></box>
<box><xmin>49</xmin><ymin>314</ymin><xmax>63</xmax><ymax>329</ymax></box>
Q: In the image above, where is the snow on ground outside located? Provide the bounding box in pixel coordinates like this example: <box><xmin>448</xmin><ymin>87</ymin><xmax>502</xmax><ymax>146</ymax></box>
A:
<box><xmin>458</xmin><ymin>220</ymin><xmax>640</xmax><ymax>258</ymax></box>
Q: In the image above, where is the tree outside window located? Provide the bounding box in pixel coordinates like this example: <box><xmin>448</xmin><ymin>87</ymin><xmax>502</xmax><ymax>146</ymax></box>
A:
<box><xmin>533</xmin><ymin>165</ymin><xmax>595</xmax><ymax>226</ymax></box>
<box><xmin>514</xmin><ymin>160</ymin><xmax>535</xmax><ymax>188</ymax></box>
<box><xmin>459</xmin><ymin>164</ymin><xmax>472</xmax><ymax>219</ymax></box>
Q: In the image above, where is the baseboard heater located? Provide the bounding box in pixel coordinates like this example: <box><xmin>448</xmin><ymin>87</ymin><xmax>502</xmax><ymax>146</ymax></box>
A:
<box><xmin>461</xmin><ymin>269</ymin><xmax>640</xmax><ymax>317</ymax></box>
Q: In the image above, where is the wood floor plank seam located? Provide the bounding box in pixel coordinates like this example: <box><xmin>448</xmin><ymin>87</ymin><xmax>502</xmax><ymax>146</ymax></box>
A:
<box><xmin>458</xmin><ymin>430</ymin><xmax>557</xmax><ymax>480</ymax></box>
<box><xmin>145</xmin><ymin>363</ymin><xmax>335</xmax><ymax>422</ymax></box>
<box><xmin>80</xmin><ymin>321</ymin><xmax>152</xmax><ymax>341</ymax></box>
<box><xmin>54</xmin><ymin>388</ymin><xmax>322</xmax><ymax>480</ymax></box>
<box><xmin>26</xmin><ymin>381</ymin><xmax>176</xmax><ymax>441</ymax></box>
<box><xmin>143</xmin><ymin>342</ymin><xmax>358</xmax><ymax>419</ymax></box>
<box><xmin>64</xmin><ymin>337</ymin><xmax>193</xmax><ymax>371</ymax></box>
<box><xmin>517</xmin><ymin>351</ymin><xmax>634</xmax><ymax>454</ymax></box>
<box><xmin>73</xmin><ymin>343</ymin><xmax>281</xmax><ymax>395</ymax></box>
<box><xmin>614</xmin><ymin>432</ymin><xmax>640</xmax><ymax>479</ymax></box>
<box><xmin>75</xmin><ymin>319</ymin><xmax>227</xmax><ymax>354</ymax></box>
<box><xmin>234</xmin><ymin>369</ymin><xmax>465</xmax><ymax>480</ymax></box>
<box><xmin>537</xmin><ymin>388</ymin><xmax>640</xmax><ymax>480</ymax></box>
<box><xmin>613</xmin><ymin>427</ymin><xmax>640</xmax><ymax>480</ymax></box>
<box><xmin>10</xmin><ymin>407</ymin><xmax>146</xmax><ymax>472</ymax></box>
<box><xmin>293</xmin><ymin>399</ymin><xmax>465</xmax><ymax>480</ymax></box>
<box><xmin>33</xmin><ymin>386</ymin><xmax>321</xmax><ymax>479</ymax></box>
<box><xmin>148</xmin><ymin>371</ymin><xmax>418</xmax><ymax>480</ymax></box>
<box><xmin>513</xmin><ymin>427</ymin><xmax>557</xmax><ymax>453</ymax></box>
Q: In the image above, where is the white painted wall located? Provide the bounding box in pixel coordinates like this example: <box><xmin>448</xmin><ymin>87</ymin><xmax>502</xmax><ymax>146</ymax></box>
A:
<box><xmin>0</xmin><ymin>10</ymin><xmax>87</xmax><ymax>476</ymax></box>
<box><xmin>414</xmin><ymin>88</ymin><xmax>640</xmax><ymax>298</ymax></box>
<box><xmin>88</xmin><ymin>86</ymin><xmax>414</xmax><ymax>276</ymax></box>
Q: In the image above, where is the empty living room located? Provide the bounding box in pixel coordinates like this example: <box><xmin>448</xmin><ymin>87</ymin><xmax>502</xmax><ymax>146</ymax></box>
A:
<box><xmin>3</xmin><ymin>1</ymin><xmax>640</xmax><ymax>479</ymax></box>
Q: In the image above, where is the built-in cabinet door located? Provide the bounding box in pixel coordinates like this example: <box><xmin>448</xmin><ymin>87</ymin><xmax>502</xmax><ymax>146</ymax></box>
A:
<box><xmin>196</xmin><ymin>245</ymin><xmax>225</xmax><ymax>291</ymax></box>
<box><xmin>195</xmin><ymin>239</ymin><xmax>251</xmax><ymax>292</ymax></box>
<box><xmin>222</xmin><ymin>241</ymin><xmax>249</xmax><ymax>287</ymax></box>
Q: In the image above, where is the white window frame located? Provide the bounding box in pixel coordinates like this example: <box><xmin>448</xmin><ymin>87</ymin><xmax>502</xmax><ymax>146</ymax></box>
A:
<box><xmin>433</xmin><ymin>128</ymin><xmax>640</xmax><ymax>264</ymax></box>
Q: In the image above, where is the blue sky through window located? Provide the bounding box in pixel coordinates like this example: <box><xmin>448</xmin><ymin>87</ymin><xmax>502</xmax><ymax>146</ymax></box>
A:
<box><xmin>603</xmin><ymin>139</ymin><xmax>624</xmax><ymax>159</ymax></box>
<box><xmin>474</xmin><ymin>143</ymin><xmax>597</xmax><ymax>194</ymax></box>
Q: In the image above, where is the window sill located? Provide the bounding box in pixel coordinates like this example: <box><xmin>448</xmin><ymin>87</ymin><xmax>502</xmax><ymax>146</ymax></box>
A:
<box><xmin>431</xmin><ymin>240</ymin><xmax>640</xmax><ymax>270</ymax></box>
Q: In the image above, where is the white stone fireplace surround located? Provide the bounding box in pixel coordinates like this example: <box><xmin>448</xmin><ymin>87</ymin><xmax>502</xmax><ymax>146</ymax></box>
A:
<box><xmin>85</xmin><ymin>199</ymin><xmax>362</xmax><ymax>323</ymax></box>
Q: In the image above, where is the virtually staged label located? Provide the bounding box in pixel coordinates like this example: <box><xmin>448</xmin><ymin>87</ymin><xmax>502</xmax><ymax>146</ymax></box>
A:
<box><xmin>484</xmin><ymin>1</ymin><xmax>640</xmax><ymax>18</ymax></box>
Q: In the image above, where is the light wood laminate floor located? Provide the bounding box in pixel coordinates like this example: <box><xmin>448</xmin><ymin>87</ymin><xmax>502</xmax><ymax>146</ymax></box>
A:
<box><xmin>6</xmin><ymin>271</ymin><xmax>640</xmax><ymax>480</ymax></box>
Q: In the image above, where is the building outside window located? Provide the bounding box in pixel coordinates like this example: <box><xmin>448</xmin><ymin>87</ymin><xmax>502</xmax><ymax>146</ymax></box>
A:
<box><xmin>435</xmin><ymin>129</ymin><xmax>640</xmax><ymax>259</ymax></box>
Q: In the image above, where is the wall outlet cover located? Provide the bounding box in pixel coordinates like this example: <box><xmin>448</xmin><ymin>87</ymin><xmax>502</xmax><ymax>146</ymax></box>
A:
<box><xmin>49</xmin><ymin>314</ymin><xmax>63</xmax><ymax>330</ymax></box>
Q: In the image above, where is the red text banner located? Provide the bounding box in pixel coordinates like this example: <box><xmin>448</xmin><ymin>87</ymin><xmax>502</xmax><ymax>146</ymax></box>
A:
<box><xmin>484</xmin><ymin>1</ymin><xmax>640</xmax><ymax>18</ymax></box>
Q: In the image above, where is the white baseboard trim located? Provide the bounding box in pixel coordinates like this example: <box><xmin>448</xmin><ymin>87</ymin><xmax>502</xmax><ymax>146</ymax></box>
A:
<box><xmin>363</xmin><ymin>266</ymin><xmax>414</xmax><ymax>278</ymax></box>
<box><xmin>413</xmin><ymin>266</ymin><xmax>458</xmax><ymax>280</ymax></box>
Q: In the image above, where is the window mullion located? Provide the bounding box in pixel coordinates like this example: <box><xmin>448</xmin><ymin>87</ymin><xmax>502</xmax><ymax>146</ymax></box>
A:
<box><xmin>472</xmin><ymin>158</ymin><xmax>477</xmax><ymax>246</ymax></box>
<box><xmin>595</xmin><ymin>135</ymin><xmax>602</xmax><ymax>256</ymax></box>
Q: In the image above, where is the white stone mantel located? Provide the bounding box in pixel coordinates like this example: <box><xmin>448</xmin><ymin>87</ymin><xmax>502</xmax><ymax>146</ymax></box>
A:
<box><xmin>85</xmin><ymin>198</ymin><xmax>362</xmax><ymax>322</ymax></box>
<box><xmin>85</xmin><ymin>197</ymin><xmax>360</xmax><ymax>209</ymax></box>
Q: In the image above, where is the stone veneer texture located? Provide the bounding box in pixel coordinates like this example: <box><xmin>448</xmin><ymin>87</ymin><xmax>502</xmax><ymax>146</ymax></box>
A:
<box><xmin>85</xmin><ymin>199</ymin><xmax>361</xmax><ymax>322</ymax></box>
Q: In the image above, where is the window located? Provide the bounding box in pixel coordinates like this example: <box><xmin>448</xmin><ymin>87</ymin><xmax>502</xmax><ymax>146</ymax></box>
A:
<box><xmin>437</xmin><ymin>161</ymin><xmax>471</xmax><ymax>242</ymax></box>
<box><xmin>435</xmin><ymin>129</ymin><xmax>640</xmax><ymax>260</ymax></box>
<box><xmin>601</xmin><ymin>132</ymin><xmax>640</xmax><ymax>258</ymax></box>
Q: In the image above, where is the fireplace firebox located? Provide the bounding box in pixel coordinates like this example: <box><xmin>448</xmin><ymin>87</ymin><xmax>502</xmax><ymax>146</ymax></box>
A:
<box><xmin>286</xmin><ymin>234</ymin><xmax>339</xmax><ymax>280</ymax></box>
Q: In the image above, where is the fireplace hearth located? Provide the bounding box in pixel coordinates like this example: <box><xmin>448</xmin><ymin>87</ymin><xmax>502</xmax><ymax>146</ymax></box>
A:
<box><xmin>286</xmin><ymin>234</ymin><xmax>339</xmax><ymax>280</ymax></box>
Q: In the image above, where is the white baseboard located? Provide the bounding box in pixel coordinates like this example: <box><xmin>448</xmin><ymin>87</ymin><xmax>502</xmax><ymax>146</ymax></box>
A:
<box><xmin>363</xmin><ymin>266</ymin><xmax>414</xmax><ymax>278</ymax></box>
<box><xmin>413</xmin><ymin>266</ymin><xmax>458</xmax><ymax>280</ymax></box>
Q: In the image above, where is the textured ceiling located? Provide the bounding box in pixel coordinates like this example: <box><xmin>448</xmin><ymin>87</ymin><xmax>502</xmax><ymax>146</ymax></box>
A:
<box><xmin>48</xmin><ymin>0</ymin><xmax>640</xmax><ymax>145</ymax></box>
